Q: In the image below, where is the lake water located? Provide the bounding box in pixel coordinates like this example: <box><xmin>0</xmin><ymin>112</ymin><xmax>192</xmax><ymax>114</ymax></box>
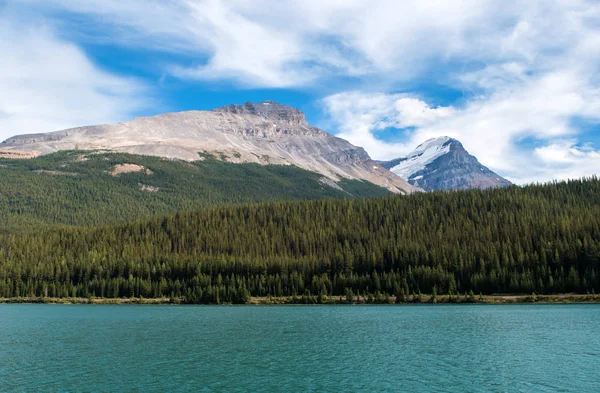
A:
<box><xmin>1</xmin><ymin>304</ymin><xmax>599</xmax><ymax>392</ymax></box>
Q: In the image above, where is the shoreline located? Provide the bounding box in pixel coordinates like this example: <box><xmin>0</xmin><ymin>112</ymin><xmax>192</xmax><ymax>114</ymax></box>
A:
<box><xmin>1</xmin><ymin>293</ymin><xmax>598</xmax><ymax>305</ymax></box>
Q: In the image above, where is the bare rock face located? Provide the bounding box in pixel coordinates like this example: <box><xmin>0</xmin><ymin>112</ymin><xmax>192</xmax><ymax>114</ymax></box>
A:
<box><xmin>213</xmin><ymin>101</ymin><xmax>308</xmax><ymax>126</ymax></box>
<box><xmin>377</xmin><ymin>137</ymin><xmax>512</xmax><ymax>191</ymax></box>
<box><xmin>110</xmin><ymin>163</ymin><xmax>148</xmax><ymax>177</ymax></box>
<box><xmin>1</xmin><ymin>101</ymin><xmax>418</xmax><ymax>194</ymax></box>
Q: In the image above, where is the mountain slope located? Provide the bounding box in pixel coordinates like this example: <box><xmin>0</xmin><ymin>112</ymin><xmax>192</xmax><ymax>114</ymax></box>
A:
<box><xmin>378</xmin><ymin>137</ymin><xmax>512</xmax><ymax>191</ymax></box>
<box><xmin>0</xmin><ymin>151</ymin><xmax>390</xmax><ymax>232</ymax></box>
<box><xmin>0</xmin><ymin>101</ymin><xmax>417</xmax><ymax>194</ymax></box>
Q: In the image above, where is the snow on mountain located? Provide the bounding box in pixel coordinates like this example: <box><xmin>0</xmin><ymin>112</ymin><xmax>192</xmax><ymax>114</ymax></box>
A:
<box><xmin>390</xmin><ymin>136</ymin><xmax>452</xmax><ymax>180</ymax></box>
<box><xmin>377</xmin><ymin>137</ymin><xmax>512</xmax><ymax>191</ymax></box>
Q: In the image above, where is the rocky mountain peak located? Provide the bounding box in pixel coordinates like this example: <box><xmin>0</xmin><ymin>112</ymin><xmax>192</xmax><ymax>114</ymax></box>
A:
<box><xmin>377</xmin><ymin>136</ymin><xmax>512</xmax><ymax>191</ymax></box>
<box><xmin>213</xmin><ymin>101</ymin><xmax>307</xmax><ymax>125</ymax></box>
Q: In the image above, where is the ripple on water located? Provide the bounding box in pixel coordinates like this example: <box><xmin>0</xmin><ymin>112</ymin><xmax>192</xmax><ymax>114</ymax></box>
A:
<box><xmin>0</xmin><ymin>304</ymin><xmax>599</xmax><ymax>392</ymax></box>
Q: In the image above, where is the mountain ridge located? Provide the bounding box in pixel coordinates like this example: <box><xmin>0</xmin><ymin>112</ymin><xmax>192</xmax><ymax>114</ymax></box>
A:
<box><xmin>1</xmin><ymin>101</ymin><xmax>417</xmax><ymax>194</ymax></box>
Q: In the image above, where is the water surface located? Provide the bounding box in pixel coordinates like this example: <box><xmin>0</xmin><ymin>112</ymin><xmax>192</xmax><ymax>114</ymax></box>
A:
<box><xmin>1</xmin><ymin>304</ymin><xmax>598</xmax><ymax>392</ymax></box>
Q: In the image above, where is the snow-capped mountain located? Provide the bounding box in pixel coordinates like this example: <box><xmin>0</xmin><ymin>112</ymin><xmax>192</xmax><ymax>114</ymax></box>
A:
<box><xmin>377</xmin><ymin>137</ymin><xmax>512</xmax><ymax>191</ymax></box>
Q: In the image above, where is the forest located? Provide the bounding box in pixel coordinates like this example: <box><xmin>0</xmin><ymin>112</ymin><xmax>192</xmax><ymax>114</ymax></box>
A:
<box><xmin>0</xmin><ymin>151</ymin><xmax>389</xmax><ymax>232</ymax></box>
<box><xmin>1</xmin><ymin>177</ymin><xmax>599</xmax><ymax>303</ymax></box>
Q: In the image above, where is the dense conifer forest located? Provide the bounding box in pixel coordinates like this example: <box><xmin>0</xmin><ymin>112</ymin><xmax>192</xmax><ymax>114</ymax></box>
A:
<box><xmin>0</xmin><ymin>151</ymin><xmax>389</xmax><ymax>232</ymax></box>
<box><xmin>1</xmin><ymin>177</ymin><xmax>599</xmax><ymax>303</ymax></box>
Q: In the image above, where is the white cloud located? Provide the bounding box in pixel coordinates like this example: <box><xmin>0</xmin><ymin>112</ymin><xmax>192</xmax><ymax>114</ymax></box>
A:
<box><xmin>10</xmin><ymin>0</ymin><xmax>544</xmax><ymax>88</ymax></box>
<box><xmin>534</xmin><ymin>141</ymin><xmax>599</xmax><ymax>164</ymax></box>
<box><xmin>0</xmin><ymin>21</ymin><xmax>148</xmax><ymax>141</ymax></box>
<box><xmin>17</xmin><ymin>0</ymin><xmax>365</xmax><ymax>88</ymax></box>
<box><xmin>320</xmin><ymin>92</ymin><xmax>458</xmax><ymax>159</ymax></box>
<box><xmin>320</xmin><ymin>92</ymin><xmax>411</xmax><ymax>158</ymax></box>
<box><xmin>392</xmin><ymin>98</ymin><xmax>455</xmax><ymax>128</ymax></box>
<box><xmin>531</xmin><ymin>141</ymin><xmax>600</xmax><ymax>183</ymax></box>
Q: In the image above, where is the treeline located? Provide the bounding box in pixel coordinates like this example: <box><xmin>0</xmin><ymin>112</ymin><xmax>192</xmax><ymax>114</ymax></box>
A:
<box><xmin>1</xmin><ymin>178</ymin><xmax>600</xmax><ymax>303</ymax></box>
<box><xmin>0</xmin><ymin>151</ymin><xmax>388</xmax><ymax>232</ymax></box>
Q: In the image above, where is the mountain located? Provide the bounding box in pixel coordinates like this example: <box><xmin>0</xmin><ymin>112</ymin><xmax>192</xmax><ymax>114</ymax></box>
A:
<box><xmin>0</xmin><ymin>101</ymin><xmax>417</xmax><ymax>194</ymax></box>
<box><xmin>377</xmin><ymin>137</ymin><xmax>512</xmax><ymax>191</ymax></box>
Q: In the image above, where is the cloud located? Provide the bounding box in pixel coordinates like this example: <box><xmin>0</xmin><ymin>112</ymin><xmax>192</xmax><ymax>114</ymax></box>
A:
<box><xmin>17</xmin><ymin>0</ymin><xmax>358</xmax><ymax>88</ymax></box>
<box><xmin>535</xmin><ymin>141</ymin><xmax>600</xmax><ymax>164</ymax></box>
<box><xmin>0</xmin><ymin>20</ymin><xmax>148</xmax><ymax>141</ymax></box>
<box><xmin>12</xmin><ymin>1</ymin><xmax>600</xmax><ymax>90</ymax></box>
<box><xmin>531</xmin><ymin>141</ymin><xmax>600</xmax><ymax>183</ymax></box>
<box><xmin>10</xmin><ymin>0</ymin><xmax>538</xmax><ymax>88</ymax></box>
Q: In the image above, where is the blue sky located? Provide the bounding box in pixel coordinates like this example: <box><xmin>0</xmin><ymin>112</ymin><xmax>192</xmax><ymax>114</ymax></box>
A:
<box><xmin>1</xmin><ymin>0</ymin><xmax>599</xmax><ymax>184</ymax></box>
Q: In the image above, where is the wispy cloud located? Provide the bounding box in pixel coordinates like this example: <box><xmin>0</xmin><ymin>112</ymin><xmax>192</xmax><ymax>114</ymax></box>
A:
<box><xmin>14</xmin><ymin>0</ymin><xmax>526</xmax><ymax>88</ymax></box>
<box><xmin>0</xmin><ymin>18</ymin><xmax>149</xmax><ymax>141</ymax></box>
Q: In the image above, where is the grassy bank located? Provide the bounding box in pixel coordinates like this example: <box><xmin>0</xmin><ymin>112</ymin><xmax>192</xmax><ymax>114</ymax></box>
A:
<box><xmin>1</xmin><ymin>293</ymin><xmax>599</xmax><ymax>305</ymax></box>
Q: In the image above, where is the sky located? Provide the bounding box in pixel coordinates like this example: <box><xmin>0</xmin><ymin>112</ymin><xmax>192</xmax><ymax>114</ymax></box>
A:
<box><xmin>1</xmin><ymin>0</ymin><xmax>599</xmax><ymax>184</ymax></box>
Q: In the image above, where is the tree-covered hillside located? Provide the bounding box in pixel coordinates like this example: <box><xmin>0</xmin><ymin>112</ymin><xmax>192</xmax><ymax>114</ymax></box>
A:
<box><xmin>0</xmin><ymin>151</ymin><xmax>390</xmax><ymax>232</ymax></box>
<box><xmin>1</xmin><ymin>178</ymin><xmax>599</xmax><ymax>302</ymax></box>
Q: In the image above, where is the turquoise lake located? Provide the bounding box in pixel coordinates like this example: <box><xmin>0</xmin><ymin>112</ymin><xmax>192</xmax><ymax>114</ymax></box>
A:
<box><xmin>1</xmin><ymin>304</ymin><xmax>599</xmax><ymax>392</ymax></box>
